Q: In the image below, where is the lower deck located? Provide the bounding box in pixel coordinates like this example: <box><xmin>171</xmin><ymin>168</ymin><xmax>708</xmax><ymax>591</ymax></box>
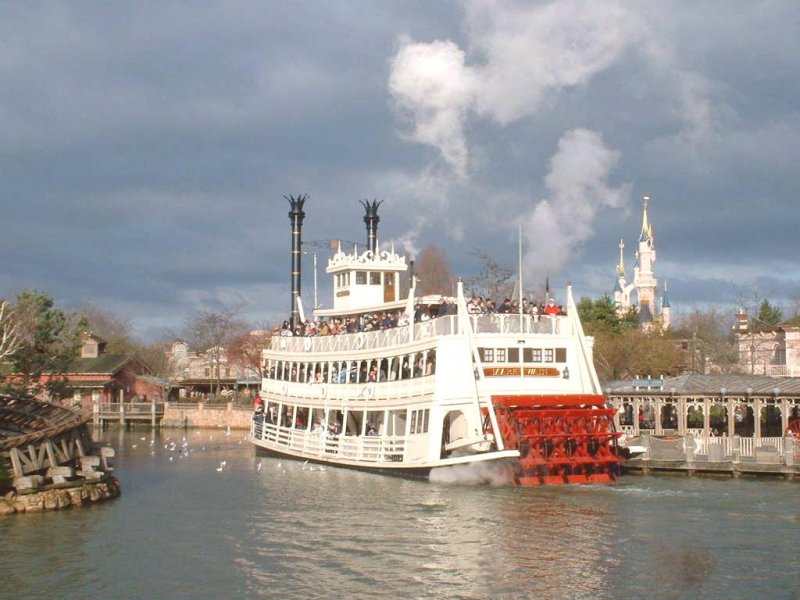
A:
<box><xmin>250</xmin><ymin>414</ymin><xmax>517</xmax><ymax>472</ymax></box>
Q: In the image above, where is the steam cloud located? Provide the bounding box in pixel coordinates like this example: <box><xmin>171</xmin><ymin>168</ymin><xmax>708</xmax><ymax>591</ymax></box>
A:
<box><xmin>523</xmin><ymin>129</ymin><xmax>630</xmax><ymax>284</ymax></box>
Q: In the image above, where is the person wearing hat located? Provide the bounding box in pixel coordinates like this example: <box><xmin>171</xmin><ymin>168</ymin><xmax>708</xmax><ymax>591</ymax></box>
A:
<box><xmin>544</xmin><ymin>298</ymin><xmax>559</xmax><ymax>316</ymax></box>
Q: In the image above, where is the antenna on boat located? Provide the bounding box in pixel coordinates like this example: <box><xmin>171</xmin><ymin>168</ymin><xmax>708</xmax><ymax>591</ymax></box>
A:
<box><xmin>518</xmin><ymin>223</ymin><xmax>524</xmax><ymax>336</ymax></box>
<box><xmin>285</xmin><ymin>194</ymin><xmax>307</xmax><ymax>329</ymax></box>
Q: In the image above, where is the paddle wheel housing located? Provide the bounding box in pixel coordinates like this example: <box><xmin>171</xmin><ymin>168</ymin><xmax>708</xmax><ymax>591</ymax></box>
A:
<box><xmin>489</xmin><ymin>395</ymin><xmax>624</xmax><ymax>486</ymax></box>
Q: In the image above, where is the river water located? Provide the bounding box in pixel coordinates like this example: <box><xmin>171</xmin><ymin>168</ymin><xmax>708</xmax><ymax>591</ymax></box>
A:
<box><xmin>1</xmin><ymin>427</ymin><xmax>798</xmax><ymax>600</ymax></box>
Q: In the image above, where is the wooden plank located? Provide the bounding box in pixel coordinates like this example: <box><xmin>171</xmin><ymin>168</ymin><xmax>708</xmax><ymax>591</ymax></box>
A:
<box><xmin>9</xmin><ymin>447</ymin><xmax>24</xmax><ymax>478</ymax></box>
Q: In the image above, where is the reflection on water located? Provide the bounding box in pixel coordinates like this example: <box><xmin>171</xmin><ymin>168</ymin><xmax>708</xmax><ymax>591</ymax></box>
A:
<box><xmin>1</xmin><ymin>427</ymin><xmax>798</xmax><ymax>599</ymax></box>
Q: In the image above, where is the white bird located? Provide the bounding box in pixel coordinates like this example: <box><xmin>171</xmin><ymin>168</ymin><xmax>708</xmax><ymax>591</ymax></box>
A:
<box><xmin>257</xmin><ymin>462</ymin><xmax>263</xmax><ymax>471</ymax></box>
<box><xmin>140</xmin><ymin>437</ymin><xmax>146</xmax><ymax>441</ymax></box>
<box><xmin>149</xmin><ymin>440</ymin><xmax>154</xmax><ymax>446</ymax></box>
<box><xmin>225</xmin><ymin>426</ymin><xmax>231</xmax><ymax>437</ymax></box>
<box><xmin>309</xmin><ymin>466</ymin><xmax>315</xmax><ymax>472</ymax></box>
<box><xmin>276</xmin><ymin>462</ymin><xmax>282</xmax><ymax>469</ymax></box>
<box><xmin>220</xmin><ymin>460</ymin><xmax>227</xmax><ymax>467</ymax></box>
<box><xmin>169</xmin><ymin>456</ymin><xmax>174</xmax><ymax>462</ymax></box>
<box><xmin>216</xmin><ymin>465</ymin><xmax>223</xmax><ymax>472</ymax></box>
<box><xmin>319</xmin><ymin>466</ymin><xmax>326</xmax><ymax>471</ymax></box>
<box><xmin>132</xmin><ymin>444</ymin><xmax>137</xmax><ymax>448</ymax></box>
<box><xmin>282</xmin><ymin>469</ymin><xmax>287</xmax><ymax>474</ymax></box>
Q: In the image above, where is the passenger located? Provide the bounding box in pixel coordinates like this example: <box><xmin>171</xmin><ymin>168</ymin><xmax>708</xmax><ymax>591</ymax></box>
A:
<box><xmin>253</xmin><ymin>395</ymin><xmax>264</xmax><ymax>414</ymax></box>
<box><xmin>312</xmin><ymin>421</ymin><xmax>325</xmax><ymax>435</ymax></box>
<box><xmin>339</xmin><ymin>364</ymin><xmax>348</xmax><ymax>383</ymax></box>
<box><xmin>544</xmin><ymin>298</ymin><xmax>560</xmax><ymax>316</ymax></box>
<box><xmin>366</xmin><ymin>423</ymin><xmax>378</xmax><ymax>436</ymax></box>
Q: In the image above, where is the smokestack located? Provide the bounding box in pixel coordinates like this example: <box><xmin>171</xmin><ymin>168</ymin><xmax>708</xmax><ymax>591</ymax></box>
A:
<box><xmin>285</xmin><ymin>194</ymin><xmax>307</xmax><ymax>328</ymax></box>
<box><xmin>360</xmin><ymin>199</ymin><xmax>382</xmax><ymax>254</ymax></box>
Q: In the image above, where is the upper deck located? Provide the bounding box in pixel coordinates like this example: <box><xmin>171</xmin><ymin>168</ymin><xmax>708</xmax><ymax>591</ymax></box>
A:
<box><xmin>269</xmin><ymin>313</ymin><xmax>571</xmax><ymax>356</ymax></box>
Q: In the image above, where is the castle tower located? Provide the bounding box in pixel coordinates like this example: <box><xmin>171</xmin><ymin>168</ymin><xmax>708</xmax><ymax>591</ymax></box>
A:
<box><xmin>612</xmin><ymin>195</ymin><xmax>670</xmax><ymax>330</ymax></box>
<box><xmin>633</xmin><ymin>196</ymin><xmax>657</xmax><ymax>328</ymax></box>
<box><xmin>660</xmin><ymin>281</ymin><xmax>672</xmax><ymax>330</ymax></box>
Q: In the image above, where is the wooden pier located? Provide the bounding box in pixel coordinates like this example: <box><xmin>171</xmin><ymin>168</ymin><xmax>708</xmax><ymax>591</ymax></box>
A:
<box><xmin>92</xmin><ymin>401</ymin><xmax>165</xmax><ymax>427</ymax></box>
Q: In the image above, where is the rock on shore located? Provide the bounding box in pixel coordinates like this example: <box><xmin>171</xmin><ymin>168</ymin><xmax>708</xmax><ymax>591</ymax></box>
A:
<box><xmin>0</xmin><ymin>477</ymin><xmax>121</xmax><ymax>515</ymax></box>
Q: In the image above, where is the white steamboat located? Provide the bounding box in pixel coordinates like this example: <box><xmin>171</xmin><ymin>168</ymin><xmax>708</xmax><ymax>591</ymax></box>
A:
<box><xmin>250</xmin><ymin>197</ymin><xmax>622</xmax><ymax>485</ymax></box>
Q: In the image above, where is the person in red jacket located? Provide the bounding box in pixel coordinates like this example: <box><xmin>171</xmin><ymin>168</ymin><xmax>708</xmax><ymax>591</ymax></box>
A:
<box><xmin>544</xmin><ymin>298</ymin><xmax>559</xmax><ymax>316</ymax></box>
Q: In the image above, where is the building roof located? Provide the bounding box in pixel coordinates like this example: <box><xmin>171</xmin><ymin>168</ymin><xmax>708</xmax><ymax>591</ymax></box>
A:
<box><xmin>605</xmin><ymin>373</ymin><xmax>800</xmax><ymax>396</ymax></box>
<box><xmin>66</xmin><ymin>353</ymin><xmax>134</xmax><ymax>375</ymax></box>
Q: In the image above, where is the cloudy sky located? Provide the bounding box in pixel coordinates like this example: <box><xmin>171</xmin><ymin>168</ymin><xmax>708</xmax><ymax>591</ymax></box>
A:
<box><xmin>2</xmin><ymin>1</ymin><xmax>798</xmax><ymax>339</ymax></box>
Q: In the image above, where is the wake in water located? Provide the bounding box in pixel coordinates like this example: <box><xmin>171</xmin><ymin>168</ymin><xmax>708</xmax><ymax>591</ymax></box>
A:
<box><xmin>429</xmin><ymin>461</ymin><xmax>514</xmax><ymax>486</ymax></box>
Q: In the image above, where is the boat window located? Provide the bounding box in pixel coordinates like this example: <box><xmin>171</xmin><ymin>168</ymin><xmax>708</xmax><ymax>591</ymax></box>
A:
<box><xmin>531</xmin><ymin>349</ymin><xmax>542</xmax><ymax>363</ymax></box>
<box><xmin>410</xmin><ymin>409</ymin><xmax>430</xmax><ymax>434</ymax></box>
<box><xmin>556</xmin><ymin>348</ymin><xmax>567</xmax><ymax>362</ymax></box>
<box><xmin>369</xmin><ymin>272</ymin><xmax>381</xmax><ymax>285</ymax></box>
<box><xmin>544</xmin><ymin>349</ymin><xmax>554</xmax><ymax>363</ymax></box>
<box><xmin>387</xmin><ymin>409</ymin><xmax>406</xmax><ymax>436</ymax></box>
<box><xmin>507</xmin><ymin>348</ymin><xmax>519</xmax><ymax>362</ymax></box>
<box><xmin>479</xmin><ymin>348</ymin><xmax>494</xmax><ymax>362</ymax></box>
<box><xmin>356</xmin><ymin>271</ymin><xmax>367</xmax><ymax>284</ymax></box>
<box><xmin>496</xmin><ymin>348</ymin><xmax>507</xmax><ymax>362</ymax></box>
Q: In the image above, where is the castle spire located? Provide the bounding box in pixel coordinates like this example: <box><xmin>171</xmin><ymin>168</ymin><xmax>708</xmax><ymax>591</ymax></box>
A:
<box><xmin>639</xmin><ymin>195</ymin><xmax>654</xmax><ymax>243</ymax></box>
<box><xmin>616</xmin><ymin>238</ymin><xmax>626</xmax><ymax>278</ymax></box>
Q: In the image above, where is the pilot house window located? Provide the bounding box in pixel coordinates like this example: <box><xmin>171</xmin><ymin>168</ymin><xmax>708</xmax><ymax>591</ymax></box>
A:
<box><xmin>355</xmin><ymin>272</ymin><xmax>367</xmax><ymax>285</ymax></box>
<box><xmin>369</xmin><ymin>272</ymin><xmax>381</xmax><ymax>285</ymax></box>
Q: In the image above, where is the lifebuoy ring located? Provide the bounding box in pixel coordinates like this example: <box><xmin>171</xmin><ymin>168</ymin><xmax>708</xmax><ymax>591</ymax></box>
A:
<box><xmin>303</xmin><ymin>337</ymin><xmax>312</xmax><ymax>352</ymax></box>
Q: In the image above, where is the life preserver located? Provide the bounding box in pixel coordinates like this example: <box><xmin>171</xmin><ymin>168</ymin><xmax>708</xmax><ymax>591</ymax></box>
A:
<box><xmin>303</xmin><ymin>337</ymin><xmax>312</xmax><ymax>352</ymax></box>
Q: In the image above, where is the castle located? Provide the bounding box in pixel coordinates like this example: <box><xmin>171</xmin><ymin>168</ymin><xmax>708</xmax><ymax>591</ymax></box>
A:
<box><xmin>613</xmin><ymin>196</ymin><xmax>671</xmax><ymax>330</ymax></box>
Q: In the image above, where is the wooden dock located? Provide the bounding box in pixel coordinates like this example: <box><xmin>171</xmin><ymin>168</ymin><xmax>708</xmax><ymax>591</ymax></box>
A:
<box><xmin>92</xmin><ymin>402</ymin><xmax>164</xmax><ymax>427</ymax></box>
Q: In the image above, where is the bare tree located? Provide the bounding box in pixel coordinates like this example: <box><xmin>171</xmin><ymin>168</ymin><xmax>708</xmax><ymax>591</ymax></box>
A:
<box><xmin>77</xmin><ymin>302</ymin><xmax>137</xmax><ymax>355</ymax></box>
<box><xmin>227</xmin><ymin>328</ymin><xmax>273</xmax><ymax>380</ymax></box>
<box><xmin>466</xmin><ymin>248</ymin><xmax>515</xmax><ymax>302</ymax></box>
<box><xmin>184</xmin><ymin>306</ymin><xmax>247</xmax><ymax>396</ymax></box>
<box><xmin>415</xmin><ymin>245</ymin><xmax>455</xmax><ymax>296</ymax></box>
<box><xmin>0</xmin><ymin>300</ymin><xmax>20</xmax><ymax>361</ymax></box>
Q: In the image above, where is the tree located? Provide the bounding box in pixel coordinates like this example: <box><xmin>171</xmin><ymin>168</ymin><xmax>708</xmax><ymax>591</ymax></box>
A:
<box><xmin>0</xmin><ymin>290</ymin><xmax>85</xmax><ymax>400</ymax></box>
<box><xmin>415</xmin><ymin>245</ymin><xmax>455</xmax><ymax>296</ymax></box>
<box><xmin>77</xmin><ymin>303</ymin><xmax>137</xmax><ymax>355</ymax></box>
<box><xmin>136</xmin><ymin>340</ymin><xmax>180</xmax><ymax>402</ymax></box>
<box><xmin>672</xmin><ymin>307</ymin><xmax>738</xmax><ymax>373</ymax></box>
<box><xmin>577</xmin><ymin>295</ymin><xmax>638</xmax><ymax>335</ymax></box>
<box><xmin>756</xmin><ymin>299</ymin><xmax>782</xmax><ymax>328</ymax></box>
<box><xmin>183</xmin><ymin>306</ymin><xmax>247</xmax><ymax>396</ymax></box>
<box><xmin>467</xmin><ymin>248</ymin><xmax>515</xmax><ymax>302</ymax></box>
<box><xmin>227</xmin><ymin>329</ymin><xmax>273</xmax><ymax>380</ymax></box>
<box><xmin>0</xmin><ymin>300</ymin><xmax>20</xmax><ymax>361</ymax></box>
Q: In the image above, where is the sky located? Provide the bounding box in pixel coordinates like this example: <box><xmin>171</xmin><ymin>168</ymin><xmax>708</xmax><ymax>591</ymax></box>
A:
<box><xmin>1</xmin><ymin>1</ymin><xmax>799</xmax><ymax>340</ymax></box>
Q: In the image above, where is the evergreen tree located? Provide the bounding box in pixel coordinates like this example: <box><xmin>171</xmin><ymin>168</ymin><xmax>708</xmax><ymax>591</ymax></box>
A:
<box><xmin>756</xmin><ymin>299</ymin><xmax>782</xmax><ymax>327</ymax></box>
<box><xmin>1</xmin><ymin>290</ymin><xmax>85</xmax><ymax>400</ymax></box>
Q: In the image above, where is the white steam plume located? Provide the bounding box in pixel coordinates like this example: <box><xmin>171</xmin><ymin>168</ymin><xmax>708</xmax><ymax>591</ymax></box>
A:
<box><xmin>523</xmin><ymin>129</ymin><xmax>630</xmax><ymax>283</ymax></box>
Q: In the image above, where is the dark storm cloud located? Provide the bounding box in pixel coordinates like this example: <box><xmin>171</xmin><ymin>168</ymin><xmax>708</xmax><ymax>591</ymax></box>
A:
<box><xmin>1</xmin><ymin>1</ymin><xmax>798</xmax><ymax>338</ymax></box>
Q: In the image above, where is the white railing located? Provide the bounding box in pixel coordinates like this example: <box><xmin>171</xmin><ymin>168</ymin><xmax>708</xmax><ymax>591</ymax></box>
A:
<box><xmin>765</xmin><ymin>365</ymin><xmax>800</xmax><ymax>378</ymax></box>
<box><xmin>264</xmin><ymin>376</ymin><xmax>435</xmax><ymax>404</ymax></box>
<box><xmin>685</xmin><ymin>435</ymin><xmax>786</xmax><ymax>458</ymax></box>
<box><xmin>252</xmin><ymin>420</ymin><xmax>406</xmax><ymax>463</ymax></box>
<box><xmin>272</xmin><ymin>313</ymin><xmax>571</xmax><ymax>355</ymax></box>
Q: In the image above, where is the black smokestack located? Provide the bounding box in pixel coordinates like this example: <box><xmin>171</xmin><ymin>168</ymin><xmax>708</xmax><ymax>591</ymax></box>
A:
<box><xmin>285</xmin><ymin>194</ymin><xmax>307</xmax><ymax>328</ymax></box>
<box><xmin>360</xmin><ymin>199</ymin><xmax>382</xmax><ymax>254</ymax></box>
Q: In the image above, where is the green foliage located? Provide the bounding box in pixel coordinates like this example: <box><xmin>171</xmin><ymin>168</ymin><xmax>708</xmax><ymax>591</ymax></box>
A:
<box><xmin>0</xmin><ymin>290</ymin><xmax>85</xmax><ymax>400</ymax></box>
<box><xmin>756</xmin><ymin>299</ymin><xmax>782</xmax><ymax>327</ymax></box>
<box><xmin>577</xmin><ymin>295</ymin><xmax>638</xmax><ymax>335</ymax></box>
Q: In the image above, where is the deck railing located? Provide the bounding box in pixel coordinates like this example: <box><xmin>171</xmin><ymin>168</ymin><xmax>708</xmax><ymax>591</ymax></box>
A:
<box><xmin>272</xmin><ymin>313</ymin><xmax>570</xmax><ymax>354</ymax></box>
<box><xmin>253</xmin><ymin>420</ymin><xmax>406</xmax><ymax>463</ymax></box>
<box><xmin>263</xmin><ymin>375</ymin><xmax>435</xmax><ymax>404</ymax></box>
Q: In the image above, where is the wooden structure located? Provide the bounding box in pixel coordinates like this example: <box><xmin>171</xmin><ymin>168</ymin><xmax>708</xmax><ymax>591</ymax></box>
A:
<box><xmin>92</xmin><ymin>401</ymin><xmax>165</xmax><ymax>427</ymax></box>
<box><xmin>0</xmin><ymin>395</ymin><xmax>115</xmax><ymax>493</ymax></box>
<box><xmin>605</xmin><ymin>374</ymin><xmax>800</xmax><ymax>477</ymax></box>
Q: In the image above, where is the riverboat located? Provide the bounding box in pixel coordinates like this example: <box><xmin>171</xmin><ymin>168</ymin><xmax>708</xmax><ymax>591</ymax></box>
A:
<box><xmin>249</xmin><ymin>196</ymin><xmax>623</xmax><ymax>485</ymax></box>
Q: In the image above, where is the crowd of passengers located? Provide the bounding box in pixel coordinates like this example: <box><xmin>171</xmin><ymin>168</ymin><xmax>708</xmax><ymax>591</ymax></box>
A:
<box><xmin>275</xmin><ymin>296</ymin><xmax>565</xmax><ymax>338</ymax></box>
<box><xmin>268</xmin><ymin>352</ymin><xmax>436</xmax><ymax>384</ymax></box>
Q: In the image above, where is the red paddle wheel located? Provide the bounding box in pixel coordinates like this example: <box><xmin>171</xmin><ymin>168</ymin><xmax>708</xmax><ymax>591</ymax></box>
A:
<box><xmin>489</xmin><ymin>395</ymin><xmax>624</xmax><ymax>486</ymax></box>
